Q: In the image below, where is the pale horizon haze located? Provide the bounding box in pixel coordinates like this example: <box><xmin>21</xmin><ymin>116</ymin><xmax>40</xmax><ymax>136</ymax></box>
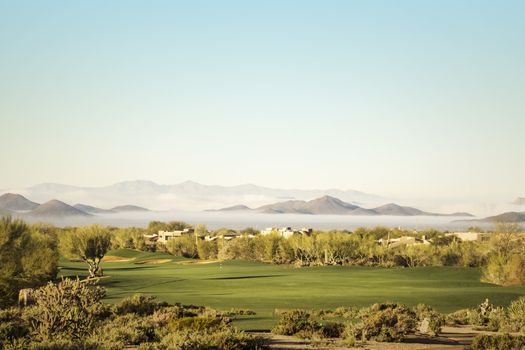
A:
<box><xmin>1</xmin><ymin>1</ymin><xmax>524</xmax><ymax>203</ymax></box>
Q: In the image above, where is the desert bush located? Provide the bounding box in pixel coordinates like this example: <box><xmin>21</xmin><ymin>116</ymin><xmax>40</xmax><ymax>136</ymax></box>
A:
<box><xmin>507</xmin><ymin>296</ymin><xmax>525</xmax><ymax>332</ymax></box>
<box><xmin>412</xmin><ymin>304</ymin><xmax>444</xmax><ymax>336</ymax></box>
<box><xmin>152</xmin><ymin>327</ymin><xmax>267</xmax><ymax>350</ymax></box>
<box><xmin>468</xmin><ymin>298</ymin><xmax>493</xmax><ymax>327</ymax></box>
<box><xmin>471</xmin><ymin>334</ymin><xmax>525</xmax><ymax>350</ymax></box>
<box><xmin>486</xmin><ymin>307</ymin><xmax>507</xmax><ymax>332</ymax></box>
<box><xmin>426</xmin><ymin>312</ymin><xmax>445</xmax><ymax>336</ymax></box>
<box><xmin>25</xmin><ymin>278</ymin><xmax>106</xmax><ymax>342</ymax></box>
<box><xmin>225</xmin><ymin>308</ymin><xmax>257</xmax><ymax>316</ymax></box>
<box><xmin>333</xmin><ymin>306</ymin><xmax>358</xmax><ymax>319</ymax></box>
<box><xmin>169</xmin><ymin>316</ymin><xmax>227</xmax><ymax>332</ymax></box>
<box><xmin>112</xmin><ymin>294</ymin><xmax>165</xmax><ymax>316</ymax></box>
<box><xmin>348</xmin><ymin>303</ymin><xmax>416</xmax><ymax>342</ymax></box>
<box><xmin>27</xmin><ymin>338</ymin><xmax>102</xmax><ymax>350</ymax></box>
<box><xmin>94</xmin><ymin>314</ymin><xmax>157</xmax><ymax>347</ymax></box>
<box><xmin>413</xmin><ymin>303</ymin><xmax>434</xmax><ymax>320</ymax></box>
<box><xmin>272</xmin><ymin>310</ymin><xmax>319</xmax><ymax>336</ymax></box>
<box><xmin>148</xmin><ymin>306</ymin><xmax>188</xmax><ymax>327</ymax></box>
<box><xmin>317</xmin><ymin>321</ymin><xmax>344</xmax><ymax>338</ymax></box>
<box><xmin>445</xmin><ymin>309</ymin><xmax>469</xmax><ymax>326</ymax></box>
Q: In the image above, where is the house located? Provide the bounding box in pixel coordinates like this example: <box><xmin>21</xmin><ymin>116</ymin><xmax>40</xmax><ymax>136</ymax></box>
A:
<box><xmin>204</xmin><ymin>233</ymin><xmax>239</xmax><ymax>241</ymax></box>
<box><xmin>156</xmin><ymin>228</ymin><xmax>194</xmax><ymax>243</ymax></box>
<box><xmin>445</xmin><ymin>232</ymin><xmax>491</xmax><ymax>242</ymax></box>
<box><xmin>143</xmin><ymin>233</ymin><xmax>159</xmax><ymax>244</ymax></box>
<box><xmin>261</xmin><ymin>227</ymin><xmax>313</xmax><ymax>239</ymax></box>
<box><xmin>378</xmin><ymin>236</ymin><xmax>431</xmax><ymax>248</ymax></box>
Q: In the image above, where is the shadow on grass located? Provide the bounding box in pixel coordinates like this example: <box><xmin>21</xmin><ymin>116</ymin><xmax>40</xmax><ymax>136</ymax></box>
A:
<box><xmin>206</xmin><ymin>274</ymin><xmax>286</xmax><ymax>280</ymax></box>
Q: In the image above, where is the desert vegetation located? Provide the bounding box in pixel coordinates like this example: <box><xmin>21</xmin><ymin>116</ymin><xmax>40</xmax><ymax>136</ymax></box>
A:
<box><xmin>1</xmin><ymin>216</ymin><xmax>524</xmax><ymax>349</ymax></box>
<box><xmin>0</xmin><ymin>278</ymin><xmax>267</xmax><ymax>349</ymax></box>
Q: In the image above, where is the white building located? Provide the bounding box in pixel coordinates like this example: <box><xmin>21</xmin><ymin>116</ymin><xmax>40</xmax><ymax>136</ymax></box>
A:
<box><xmin>157</xmin><ymin>228</ymin><xmax>193</xmax><ymax>243</ymax></box>
<box><xmin>445</xmin><ymin>232</ymin><xmax>490</xmax><ymax>242</ymax></box>
<box><xmin>261</xmin><ymin>227</ymin><xmax>312</xmax><ymax>239</ymax></box>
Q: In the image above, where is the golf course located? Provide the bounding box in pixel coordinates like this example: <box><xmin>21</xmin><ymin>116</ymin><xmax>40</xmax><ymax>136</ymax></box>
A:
<box><xmin>60</xmin><ymin>249</ymin><xmax>525</xmax><ymax>330</ymax></box>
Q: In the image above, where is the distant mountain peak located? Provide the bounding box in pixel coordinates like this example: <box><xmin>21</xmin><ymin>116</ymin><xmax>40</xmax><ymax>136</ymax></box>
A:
<box><xmin>110</xmin><ymin>205</ymin><xmax>150</xmax><ymax>212</ymax></box>
<box><xmin>0</xmin><ymin>193</ymin><xmax>39</xmax><ymax>211</ymax></box>
<box><xmin>30</xmin><ymin>199</ymin><xmax>91</xmax><ymax>217</ymax></box>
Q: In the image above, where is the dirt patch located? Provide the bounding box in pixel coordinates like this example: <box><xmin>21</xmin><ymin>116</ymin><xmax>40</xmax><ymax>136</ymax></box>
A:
<box><xmin>260</xmin><ymin>327</ymin><xmax>480</xmax><ymax>350</ymax></box>
<box><xmin>134</xmin><ymin>259</ymin><xmax>172</xmax><ymax>265</ymax></box>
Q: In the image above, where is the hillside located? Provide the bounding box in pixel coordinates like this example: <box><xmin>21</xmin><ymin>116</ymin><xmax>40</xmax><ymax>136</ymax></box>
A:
<box><xmin>211</xmin><ymin>196</ymin><xmax>473</xmax><ymax>217</ymax></box>
<box><xmin>483</xmin><ymin>211</ymin><xmax>525</xmax><ymax>223</ymax></box>
<box><xmin>372</xmin><ymin>203</ymin><xmax>426</xmax><ymax>216</ymax></box>
<box><xmin>111</xmin><ymin>205</ymin><xmax>150</xmax><ymax>212</ymax></box>
<box><xmin>254</xmin><ymin>196</ymin><xmax>360</xmax><ymax>214</ymax></box>
<box><xmin>207</xmin><ymin>204</ymin><xmax>253</xmax><ymax>212</ymax></box>
<box><xmin>73</xmin><ymin>203</ymin><xmax>116</xmax><ymax>214</ymax></box>
<box><xmin>29</xmin><ymin>199</ymin><xmax>91</xmax><ymax>217</ymax></box>
<box><xmin>0</xmin><ymin>193</ymin><xmax>39</xmax><ymax>211</ymax></box>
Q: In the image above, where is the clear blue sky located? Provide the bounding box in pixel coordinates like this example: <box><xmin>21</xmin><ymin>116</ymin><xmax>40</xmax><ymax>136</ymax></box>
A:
<box><xmin>1</xmin><ymin>0</ymin><xmax>524</xmax><ymax>200</ymax></box>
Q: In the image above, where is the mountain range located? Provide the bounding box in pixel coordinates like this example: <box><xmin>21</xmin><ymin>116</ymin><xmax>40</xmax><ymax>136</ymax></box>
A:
<box><xmin>458</xmin><ymin>211</ymin><xmax>525</xmax><ymax>224</ymax></box>
<box><xmin>2</xmin><ymin>180</ymin><xmax>384</xmax><ymax>212</ymax></box>
<box><xmin>0</xmin><ymin>193</ymin><xmax>150</xmax><ymax>218</ymax></box>
<box><xmin>209</xmin><ymin>195</ymin><xmax>474</xmax><ymax>217</ymax></box>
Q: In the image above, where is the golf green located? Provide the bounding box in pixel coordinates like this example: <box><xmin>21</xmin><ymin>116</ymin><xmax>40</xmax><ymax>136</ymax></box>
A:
<box><xmin>59</xmin><ymin>249</ymin><xmax>525</xmax><ymax>330</ymax></box>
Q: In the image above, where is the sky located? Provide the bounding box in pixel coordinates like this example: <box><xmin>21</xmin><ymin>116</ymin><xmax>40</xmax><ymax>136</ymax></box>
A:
<box><xmin>1</xmin><ymin>0</ymin><xmax>524</xmax><ymax>201</ymax></box>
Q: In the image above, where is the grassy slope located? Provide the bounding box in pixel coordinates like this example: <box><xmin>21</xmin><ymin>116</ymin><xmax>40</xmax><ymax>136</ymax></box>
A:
<box><xmin>60</xmin><ymin>250</ymin><xmax>525</xmax><ymax>330</ymax></box>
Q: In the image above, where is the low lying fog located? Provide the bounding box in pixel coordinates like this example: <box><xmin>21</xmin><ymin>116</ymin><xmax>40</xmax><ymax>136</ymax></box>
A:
<box><xmin>21</xmin><ymin>211</ymin><xmax>486</xmax><ymax>231</ymax></box>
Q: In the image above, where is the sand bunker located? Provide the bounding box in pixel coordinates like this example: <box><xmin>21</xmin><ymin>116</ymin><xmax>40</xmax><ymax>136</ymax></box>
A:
<box><xmin>134</xmin><ymin>259</ymin><xmax>172</xmax><ymax>265</ymax></box>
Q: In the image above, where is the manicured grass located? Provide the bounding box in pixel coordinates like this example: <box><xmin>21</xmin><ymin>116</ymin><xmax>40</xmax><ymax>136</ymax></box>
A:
<box><xmin>59</xmin><ymin>249</ymin><xmax>525</xmax><ymax>330</ymax></box>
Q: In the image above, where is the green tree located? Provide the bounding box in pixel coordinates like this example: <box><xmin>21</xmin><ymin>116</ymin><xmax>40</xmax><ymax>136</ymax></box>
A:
<box><xmin>0</xmin><ymin>216</ymin><xmax>58</xmax><ymax>307</ymax></box>
<box><xmin>60</xmin><ymin>225</ymin><xmax>112</xmax><ymax>278</ymax></box>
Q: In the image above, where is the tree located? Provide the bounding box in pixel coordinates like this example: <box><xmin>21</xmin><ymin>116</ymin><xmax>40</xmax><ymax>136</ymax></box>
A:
<box><xmin>0</xmin><ymin>216</ymin><xmax>58</xmax><ymax>307</ymax></box>
<box><xmin>481</xmin><ymin>222</ymin><xmax>524</xmax><ymax>285</ymax></box>
<box><xmin>60</xmin><ymin>225</ymin><xmax>112</xmax><ymax>278</ymax></box>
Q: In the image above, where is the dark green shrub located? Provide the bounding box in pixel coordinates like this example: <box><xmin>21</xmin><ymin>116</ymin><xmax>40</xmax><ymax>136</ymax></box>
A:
<box><xmin>0</xmin><ymin>308</ymin><xmax>29</xmax><ymax>347</ymax></box>
<box><xmin>471</xmin><ymin>334</ymin><xmax>525</xmax><ymax>350</ymax></box>
<box><xmin>112</xmin><ymin>294</ymin><xmax>165</xmax><ymax>316</ymax></box>
<box><xmin>272</xmin><ymin>310</ymin><xmax>319</xmax><ymax>336</ymax></box>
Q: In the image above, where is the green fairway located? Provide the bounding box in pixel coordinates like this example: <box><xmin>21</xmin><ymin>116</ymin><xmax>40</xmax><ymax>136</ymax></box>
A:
<box><xmin>59</xmin><ymin>249</ymin><xmax>525</xmax><ymax>330</ymax></box>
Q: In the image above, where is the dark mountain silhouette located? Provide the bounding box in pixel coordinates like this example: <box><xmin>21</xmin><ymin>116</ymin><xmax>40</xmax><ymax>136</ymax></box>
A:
<box><xmin>211</xmin><ymin>196</ymin><xmax>473</xmax><ymax>217</ymax></box>
<box><xmin>0</xmin><ymin>193</ymin><xmax>39</xmax><ymax>211</ymax></box>
<box><xmin>29</xmin><ymin>200</ymin><xmax>91</xmax><ymax>217</ymax></box>
<box><xmin>111</xmin><ymin>205</ymin><xmax>149</xmax><ymax>212</ymax></box>
<box><xmin>73</xmin><ymin>204</ymin><xmax>116</xmax><ymax>214</ymax></box>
